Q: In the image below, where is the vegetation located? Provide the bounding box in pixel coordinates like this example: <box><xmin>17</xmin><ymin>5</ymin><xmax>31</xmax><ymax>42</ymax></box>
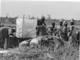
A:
<box><xmin>0</xmin><ymin>35</ymin><xmax>79</xmax><ymax>60</ymax></box>
<box><xmin>0</xmin><ymin>16</ymin><xmax>79</xmax><ymax>60</ymax></box>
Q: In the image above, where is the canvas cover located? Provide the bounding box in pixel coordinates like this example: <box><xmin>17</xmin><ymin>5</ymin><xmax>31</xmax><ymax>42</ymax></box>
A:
<box><xmin>16</xmin><ymin>18</ymin><xmax>37</xmax><ymax>38</ymax></box>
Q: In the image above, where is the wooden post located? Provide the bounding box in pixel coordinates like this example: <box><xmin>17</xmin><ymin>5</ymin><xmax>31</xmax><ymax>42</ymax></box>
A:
<box><xmin>4</xmin><ymin>38</ymin><xmax>7</xmax><ymax>49</ymax></box>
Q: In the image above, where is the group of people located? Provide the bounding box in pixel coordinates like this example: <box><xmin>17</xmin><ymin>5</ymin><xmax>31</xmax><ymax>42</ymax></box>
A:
<box><xmin>0</xmin><ymin>17</ymin><xmax>79</xmax><ymax>49</ymax></box>
<box><xmin>0</xmin><ymin>25</ymin><xmax>18</xmax><ymax>49</ymax></box>
<box><xmin>36</xmin><ymin>17</ymin><xmax>80</xmax><ymax>47</ymax></box>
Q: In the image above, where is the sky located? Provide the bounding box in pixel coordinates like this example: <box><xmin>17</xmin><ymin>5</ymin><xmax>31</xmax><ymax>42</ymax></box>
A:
<box><xmin>1</xmin><ymin>0</ymin><xmax>80</xmax><ymax>19</ymax></box>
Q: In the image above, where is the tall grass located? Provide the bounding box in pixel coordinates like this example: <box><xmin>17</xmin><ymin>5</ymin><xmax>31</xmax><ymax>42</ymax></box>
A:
<box><xmin>0</xmin><ymin>36</ymin><xmax>79</xmax><ymax>60</ymax></box>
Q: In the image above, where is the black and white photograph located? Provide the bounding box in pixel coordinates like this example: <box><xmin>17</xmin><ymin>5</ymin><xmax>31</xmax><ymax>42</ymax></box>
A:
<box><xmin>0</xmin><ymin>0</ymin><xmax>80</xmax><ymax>60</ymax></box>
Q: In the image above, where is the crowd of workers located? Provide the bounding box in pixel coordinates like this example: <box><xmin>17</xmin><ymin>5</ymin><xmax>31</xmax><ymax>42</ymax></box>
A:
<box><xmin>0</xmin><ymin>16</ymin><xmax>79</xmax><ymax>49</ymax></box>
<box><xmin>36</xmin><ymin>17</ymin><xmax>80</xmax><ymax>46</ymax></box>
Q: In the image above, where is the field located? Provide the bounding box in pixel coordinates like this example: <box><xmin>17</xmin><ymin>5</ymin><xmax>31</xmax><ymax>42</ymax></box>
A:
<box><xmin>0</xmin><ymin>41</ymin><xmax>79</xmax><ymax>60</ymax></box>
<box><xmin>0</xmin><ymin>20</ymin><xmax>79</xmax><ymax>60</ymax></box>
<box><xmin>0</xmin><ymin>28</ymin><xmax>79</xmax><ymax>60</ymax></box>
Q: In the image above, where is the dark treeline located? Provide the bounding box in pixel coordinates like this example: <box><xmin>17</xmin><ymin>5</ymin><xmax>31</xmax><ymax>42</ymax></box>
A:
<box><xmin>0</xmin><ymin>16</ymin><xmax>80</xmax><ymax>26</ymax></box>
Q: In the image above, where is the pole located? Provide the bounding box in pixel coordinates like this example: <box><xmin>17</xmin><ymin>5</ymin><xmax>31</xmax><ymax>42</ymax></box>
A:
<box><xmin>4</xmin><ymin>38</ymin><xmax>7</xmax><ymax>49</ymax></box>
<box><xmin>22</xmin><ymin>14</ymin><xmax>25</xmax><ymax>37</ymax></box>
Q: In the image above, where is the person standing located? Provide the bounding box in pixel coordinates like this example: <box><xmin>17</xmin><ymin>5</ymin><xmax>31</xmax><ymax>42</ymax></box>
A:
<box><xmin>62</xmin><ymin>22</ymin><xmax>69</xmax><ymax>41</ymax></box>
<box><xmin>50</xmin><ymin>22</ymin><xmax>57</xmax><ymax>36</ymax></box>
<box><xmin>0</xmin><ymin>27</ymin><xmax>9</xmax><ymax>49</ymax></box>
<box><xmin>36</xmin><ymin>16</ymin><xmax>47</xmax><ymax>36</ymax></box>
<box><xmin>58</xmin><ymin>20</ymin><xmax>64</xmax><ymax>37</ymax></box>
<box><xmin>8</xmin><ymin>28</ymin><xmax>18</xmax><ymax>48</ymax></box>
<box><xmin>69</xmin><ymin>19</ymin><xmax>77</xmax><ymax>46</ymax></box>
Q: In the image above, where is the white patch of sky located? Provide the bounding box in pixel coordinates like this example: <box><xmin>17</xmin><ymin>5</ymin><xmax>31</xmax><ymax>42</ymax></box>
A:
<box><xmin>1</xmin><ymin>0</ymin><xmax>80</xmax><ymax>20</ymax></box>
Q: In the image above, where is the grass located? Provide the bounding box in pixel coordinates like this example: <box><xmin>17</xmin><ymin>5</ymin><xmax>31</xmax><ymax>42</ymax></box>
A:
<box><xmin>0</xmin><ymin>23</ymin><xmax>79</xmax><ymax>60</ymax></box>
<box><xmin>0</xmin><ymin>38</ymin><xmax>79</xmax><ymax>60</ymax></box>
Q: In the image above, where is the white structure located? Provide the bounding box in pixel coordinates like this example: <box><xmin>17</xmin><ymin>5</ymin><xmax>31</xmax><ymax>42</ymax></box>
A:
<box><xmin>16</xmin><ymin>18</ymin><xmax>37</xmax><ymax>38</ymax></box>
